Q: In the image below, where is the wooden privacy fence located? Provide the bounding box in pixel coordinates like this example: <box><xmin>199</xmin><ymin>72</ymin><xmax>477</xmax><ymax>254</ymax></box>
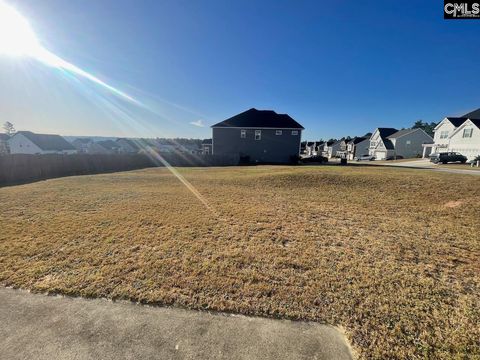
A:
<box><xmin>0</xmin><ymin>153</ymin><xmax>239</xmax><ymax>186</ymax></box>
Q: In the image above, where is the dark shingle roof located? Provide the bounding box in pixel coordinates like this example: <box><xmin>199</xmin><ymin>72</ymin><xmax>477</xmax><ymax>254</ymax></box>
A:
<box><xmin>212</xmin><ymin>108</ymin><xmax>304</xmax><ymax>129</ymax></box>
<box><xmin>377</xmin><ymin>128</ymin><xmax>398</xmax><ymax>139</ymax></box>
<box><xmin>348</xmin><ymin>136</ymin><xmax>368</xmax><ymax>145</ymax></box>
<box><xmin>462</xmin><ymin>108</ymin><xmax>480</xmax><ymax>119</ymax></box>
<box><xmin>375</xmin><ymin>128</ymin><xmax>398</xmax><ymax>150</ymax></box>
<box><xmin>73</xmin><ymin>138</ymin><xmax>92</xmax><ymax>144</ymax></box>
<box><xmin>445</xmin><ymin>117</ymin><xmax>468</xmax><ymax>127</ymax></box>
<box><xmin>202</xmin><ymin>139</ymin><xmax>212</xmax><ymax>145</ymax></box>
<box><xmin>17</xmin><ymin>131</ymin><xmax>75</xmax><ymax>151</ymax></box>
<box><xmin>0</xmin><ymin>133</ymin><xmax>9</xmax><ymax>141</ymax></box>
<box><xmin>97</xmin><ymin>140</ymin><xmax>120</xmax><ymax>150</ymax></box>
<box><xmin>469</xmin><ymin>119</ymin><xmax>480</xmax><ymax>128</ymax></box>
<box><xmin>116</xmin><ymin>138</ymin><xmax>141</xmax><ymax>150</ymax></box>
<box><xmin>387</xmin><ymin>129</ymin><xmax>416</xmax><ymax>139</ymax></box>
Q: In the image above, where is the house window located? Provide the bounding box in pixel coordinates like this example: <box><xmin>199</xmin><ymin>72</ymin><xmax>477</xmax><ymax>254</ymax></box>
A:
<box><xmin>406</xmin><ymin>140</ymin><xmax>411</xmax><ymax>145</ymax></box>
<box><xmin>275</xmin><ymin>130</ymin><xmax>282</xmax><ymax>135</ymax></box>
<box><xmin>240</xmin><ymin>130</ymin><xmax>246</xmax><ymax>138</ymax></box>
<box><xmin>463</xmin><ymin>128</ymin><xmax>473</xmax><ymax>138</ymax></box>
<box><xmin>370</xmin><ymin>141</ymin><xmax>376</xmax><ymax>147</ymax></box>
<box><xmin>291</xmin><ymin>130</ymin><xmax>298</xmax><ymax>135</ymax></box>
<box><xmin>255</xmin><ymin>130</ymin><xmax>261</xmax><ymax>140</ymax></box>
<box><xmin>204</xmin><ymin>147</ymin><xmax>210</xmax><ymax>154</ymax></box>
<box><xmin>440</xmin><ymin>131</ymin><xmax>449</xmax><ymax>139</ymax></box>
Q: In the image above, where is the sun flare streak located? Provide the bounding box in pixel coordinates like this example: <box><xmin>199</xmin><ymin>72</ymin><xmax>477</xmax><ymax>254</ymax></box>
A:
<box><xmin>0</xmin><ymin>1</ymin><xmax>220</xmax><ymax>216</ymax></box>
<box><xmin>0</xmin><ymin>1</ymin><xmax>138</xmax><ymax>105</ymax></box>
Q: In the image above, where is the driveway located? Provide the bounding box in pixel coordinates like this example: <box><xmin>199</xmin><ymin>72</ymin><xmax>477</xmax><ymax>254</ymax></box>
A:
<box><xmin>0</xmin><ymin>288</ymin><xmax>354</xmax><ymax>360</ymax></box>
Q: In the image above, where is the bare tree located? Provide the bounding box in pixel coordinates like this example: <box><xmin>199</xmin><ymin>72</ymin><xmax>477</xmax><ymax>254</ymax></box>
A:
<box><xmin>3</xmin><ymin>122</ymin><xmax>15</xmax><ymax>136</ymax></box>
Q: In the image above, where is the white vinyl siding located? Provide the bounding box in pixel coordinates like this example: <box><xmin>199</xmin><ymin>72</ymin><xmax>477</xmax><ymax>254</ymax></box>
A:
<box><xmin>463</xmin><ymin>128</ymin><xmax>473</xmax><ymax>138</ymax></box>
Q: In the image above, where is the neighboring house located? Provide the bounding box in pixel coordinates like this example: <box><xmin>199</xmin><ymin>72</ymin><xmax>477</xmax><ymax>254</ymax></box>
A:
<box><xmin>306</xmin><ymin>141</ymin><xmax>324</xmax><ymax>156</ymax></box>
<box><xmin>202</xmin><ymin>139</ymin><xmax>212</xmax><ymax>155</ymax></box>
<box><xmin>346</xmin><ymin>136</ymin><xmax>370</xmax><ymax>160</ymax></box>
<box><xmin>72</xmin><ymin>138</ymin><xmax>93</xmax><ymax>153</ymax></box>
<box><xmin>427</xmin><ymin>108</ymin><xmax>480</xmax><ymax>160</ymax></box>
<box><xmin>322</xmin><ymin>140</ymin><xmax>342</xmax><ymax>159</ymax></box>
<box><xmin>71</xmin><ymin>138</ymin><xmax>119</xmax><ymax>155</ymax></box>
<box><xmin>8</xmin><ymin>131</ymin><xmax>76</xmax><ymax>155</ymax></box>
<box><xmin>116</xmin><ymin>138</ymin><xmax>140</xmax><ymax>153</ymax></box>
<box><xmin>430</xmin><ymin>117</ymin><xmax>467</xmax><ymax>154</ymax></box>
<box><xmin>335</xmin><ymin>139</ymin><xmax>349</xmax><ymax>158</ymax></box>
<box><xmin>305</xmin><ymin>142</ymin><xmax>316</xmax><ymax>156</ymax></box>
<box><xmin>210</xmin><ymin>108</ymin><xmax>304</xmax><ymax>164</ymax></box>
<box><xmin>88</xmin><ymin>140</ymin><xmax>118</xmax><ymax>154</ymax></box>
<box><xmin>369</xmin><ymin>128</ymin><xmax>433</xmax><ymax>160</ymax></box>
<box><xmin>0</xmin><ymin>133</ymin><xmax>10</xmax><ymax>154</ymax></box>
<box><xmin>157</xmin><ymin>144</ymin><xmax>178</xmax><ymax>153</ymax></box>
<box><xmin>447</xmin><ymin>119</ymin><xmax>480</xmax><ymax>161</ymax></box>
<box><xmin>300</xmin><ymin>141</ymin><xmax>307</xmax><ymax>155</ymax></box>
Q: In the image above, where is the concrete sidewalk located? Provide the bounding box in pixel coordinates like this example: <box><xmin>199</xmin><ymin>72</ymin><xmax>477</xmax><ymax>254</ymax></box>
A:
<box><xmin>0</xmin><ymin>287</ymin><xmax>353</xmax><ymax>360</ymax></box>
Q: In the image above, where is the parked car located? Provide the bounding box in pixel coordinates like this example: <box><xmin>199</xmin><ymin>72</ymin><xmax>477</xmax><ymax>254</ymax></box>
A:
<box><xmin>429</xmin><ymin>152</ymin><xmax>467</xmax><ymax>164</ymax></box>
<box><xmin>354</xmin><ymin>154</ymin><xmax>375</xmax><ymax>161</ymax></box>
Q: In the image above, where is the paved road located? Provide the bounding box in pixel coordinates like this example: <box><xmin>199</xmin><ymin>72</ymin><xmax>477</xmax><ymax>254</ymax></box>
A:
<box><xmin>0</xmin><ymin>288</ymin><xmax>353</xmax><ymax>360</ymax></box>
<box><xmin>358</xmin><ymin>159</ymin><xmax>480</xmax><ymax>176</ymax></box>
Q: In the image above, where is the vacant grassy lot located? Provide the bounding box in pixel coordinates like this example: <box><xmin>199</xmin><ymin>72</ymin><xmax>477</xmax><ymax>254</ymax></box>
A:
<box><xmin>1</xmin><ymin>166</ymin><xmax>479</xmax><ymax>359</ymax></box>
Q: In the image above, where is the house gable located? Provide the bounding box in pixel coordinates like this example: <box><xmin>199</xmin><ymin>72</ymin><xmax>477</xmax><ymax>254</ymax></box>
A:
<box><xmin>8</xmin><ymin>132</ymin><xmax>44</xmax><ymax>154</ymax></box>
<box><xmin>449</xmin><ymin>119</ymin><xmax>480</xmax><ymax>138</ymax></box>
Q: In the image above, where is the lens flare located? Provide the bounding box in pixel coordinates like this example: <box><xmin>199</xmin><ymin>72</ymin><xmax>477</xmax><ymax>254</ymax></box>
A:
<box><xmin>0</xmin><ymin>1</ymin><xmax>41</xmax><ymax>56</ymax></box>
<box><xmin>0</xmin><ymin>1</ymin><xmax>137</xmax><ymax>104</ymax></box>
<box><xmin>0</xmin><ymin>1</ymin><xmax>221</xmax><ymax>218</ymax></box>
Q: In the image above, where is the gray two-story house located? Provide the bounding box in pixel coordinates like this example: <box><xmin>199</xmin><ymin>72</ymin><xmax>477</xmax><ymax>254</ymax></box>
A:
<box><xmin>211</xmin><ymin>108</ymin><xmax>304</xmax><ymax>164</ymax></box>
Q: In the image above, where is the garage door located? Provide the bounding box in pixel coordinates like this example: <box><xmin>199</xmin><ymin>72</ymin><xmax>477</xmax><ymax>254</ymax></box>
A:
<box><xmin>375</xmin><ymin>152</ymin><xmax>386</xmax><ymax>160</ymax></box>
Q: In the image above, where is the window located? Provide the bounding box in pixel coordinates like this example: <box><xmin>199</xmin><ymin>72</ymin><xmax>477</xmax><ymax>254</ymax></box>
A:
<box><xmin>275</xmin><ymin>130</ymin><xmax>282</xmax><ymax>135</ymax></box>
<box><xmin>406</xmin><ymin>140</ymin><xmax>411</xmax><ymax>145</ymax></box>
<box><xmin>255</xmin><ymin>130</ymin><xmax>261</xmax><ymax>140</ymax></box>
<box><xmin>440</xmin><ymin>131</ymin><xmax>449</xmax><ymax>139</ymax></box>
<box><xmin>463</xmin><ymin>128</ymin><xmax>473</xmax><ymax>138</ymax></box>
<box><xmin>240</xmin><ymin>130</ymin><xmax>246</xmax><ymax>138</ymax></box>
<box><xmin>291</xmin><ymin>130</ymin><xmax>298</xmax><ymax>135</ymax></box>
<box><xmin>204</xmin><ymin>147</ymin><xmax>210</xmax><ymax>154</ymax></box>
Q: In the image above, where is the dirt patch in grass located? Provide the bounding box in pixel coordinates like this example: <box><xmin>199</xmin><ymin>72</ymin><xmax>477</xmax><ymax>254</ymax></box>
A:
<box><xmin>1</xmin><ymin>166</ymin><xmax>479</xmax><ymax>359</ymax></box>
<box><xmin>443</xmin><ymin>200</ymin><xmax>464</xmax><ymax>209</ymax></box>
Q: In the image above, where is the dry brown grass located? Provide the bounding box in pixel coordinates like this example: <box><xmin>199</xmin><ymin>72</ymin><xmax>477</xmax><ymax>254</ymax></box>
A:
<box><xmin>1</xmin><ymin>166</ymin><xmax>479</xmax><ymax>359</ymax></box>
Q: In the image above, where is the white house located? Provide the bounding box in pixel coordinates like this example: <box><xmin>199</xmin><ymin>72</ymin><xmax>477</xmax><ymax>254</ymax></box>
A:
<box><xmin>429</xmin><ymin>117</ymin><xmax>467</xmax><ymax>154</ymax></box>
<box><xmin>8</xmin><ymin>131</ymin><xmax>76</xmax><ymax>155</ymax></box>
<box><xmin>369</xmin><ymin>128</ymin><xmax>433</xmax><ymax>160</ymax></box>
<box><xmin>447</xmin><ymin>119</ymin><xmax>480</xmax><ymax>161</ymax></box>
<box><xmin>426</xmin><ymin>108</ymin><xmax>480</xmax><ymax>161</ymax></box>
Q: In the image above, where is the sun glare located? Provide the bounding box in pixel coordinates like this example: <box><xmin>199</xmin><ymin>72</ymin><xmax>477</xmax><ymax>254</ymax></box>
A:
<box><xmin>0</xmin><ymin>2</ymin><xmax>42</xmax><ymax>57</ymax></box>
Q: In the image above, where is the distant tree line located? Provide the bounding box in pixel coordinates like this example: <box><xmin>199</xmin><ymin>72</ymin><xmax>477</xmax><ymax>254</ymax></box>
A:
<box><xmin>411</xmin><ymin>120</ymin><xmax>437</xmax><ymax>137</ymax></box>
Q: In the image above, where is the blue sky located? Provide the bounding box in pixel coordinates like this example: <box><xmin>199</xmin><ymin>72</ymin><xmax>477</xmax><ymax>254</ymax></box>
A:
<box><xmin>0</xmin><ymin>0</ymin><xmax>479</xmax><ymax>140</ymax></box>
